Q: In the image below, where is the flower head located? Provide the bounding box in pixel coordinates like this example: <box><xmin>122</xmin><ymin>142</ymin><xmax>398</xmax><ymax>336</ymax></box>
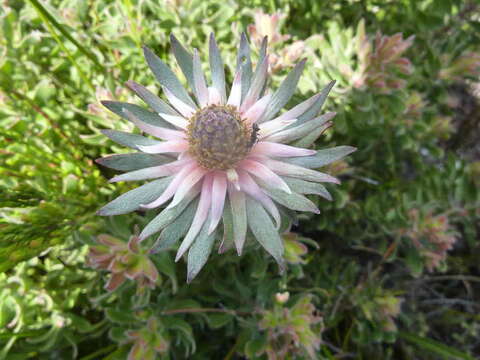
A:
<box><xmin>97</xmin><ymin>33</ymin><xmax>355</xmax><ymax>281</ymax></box>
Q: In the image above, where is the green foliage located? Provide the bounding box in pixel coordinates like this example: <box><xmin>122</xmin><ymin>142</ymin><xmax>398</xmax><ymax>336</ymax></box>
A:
<box><xmin>1</xmin><ymin>0</ymin><xmax>479</xmax><ymax>359</ymax></box>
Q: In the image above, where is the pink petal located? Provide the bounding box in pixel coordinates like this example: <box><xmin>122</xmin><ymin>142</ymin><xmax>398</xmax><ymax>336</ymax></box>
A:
<box><xmin>175</xmin><ymin>174</ymin><xmax>214</xmax><ymax>261</ymax></box>
<box><xmin>141</xmin><ymin>163</ymin><xmax>198</xmax><ymax>209</ymax></box>
<box><xmin>208</xmin><ymin>86</ymin><xmax>222</xmax><ymax>105</ymax></box>
<box><xmin>272</xmin><ymin>92</ymin><xmax>323</xmax><ymax>123</ymax></box>
<box><xmin>109</xmin><ymin>158</ymin><xmax>193</xmax><ymax>183</ymax></box>
<box><xmin>258</xmin><ymin>118</ymin><xmax>297</xmax><ymax>139</ymax></box>
<box><xmin>239</xmin><ymin>158</ymin><xmax>291</xmax><ymax>194</ymax></box>
<box><xmin>242</xmin><ymin>93</ymin><xmax>271</xmax><ymax>125</ymax></box>
<box><xmin>237</xmin><ymin>170</ymin><xmax>280</xmax><ymax>228</ymax></box>
<box><xmin>167</xmin><ymin>166</ymin><xmax>208</xmax><ymax>208</ymax></box>
<box><xmin>163</xmin><ymin>86</ymin><xmax>196</xmax><ymax>118</ymax></box>
<box><xmin>227</xmin><ymin>68</ymin><xmax>242</xmax><ymax>107</ymax></box>
<box><xmin>209</xmin><ymin>172</ymin><xmax>227</xmax><ymax>234</ymax></box>
<box><xmin>137</xmin><ymin>140</ymin><xmax>188</xmax><ymax>154</ymax></box>
<box><xmin>251</xmin><ymin>141</ymin><xmax>316</xmax><ymax>157</ymax></box>
<box><xmin>158</xmin><ymin>113</ymin><xmax>189</xmax><ymax>129</ymax></box>
<box><xmin>193</xmin><ymin>49</ymin><xmax>209</xmax><ymax>107</ymax></box>
<box><xmin>123</xmin><ymin>109</ymin><xmax>185</xmax><ymax>140</ymax></box>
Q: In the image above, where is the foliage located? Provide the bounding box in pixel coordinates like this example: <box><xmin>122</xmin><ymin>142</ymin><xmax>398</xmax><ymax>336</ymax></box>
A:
<box><xmin>1</xmin><ymin>0</ymin><xmax>479</xmax><ymax>359</ymax></box>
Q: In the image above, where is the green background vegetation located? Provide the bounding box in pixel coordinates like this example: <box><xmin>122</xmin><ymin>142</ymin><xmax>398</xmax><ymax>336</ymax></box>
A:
<box><xmin>1</xmin><ymin>0</ymin><xmax>479</xmax><ymax>358</ymax></box>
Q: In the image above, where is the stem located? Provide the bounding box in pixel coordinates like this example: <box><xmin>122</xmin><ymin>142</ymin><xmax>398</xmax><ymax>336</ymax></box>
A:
<box><xmin>27</xmin><ymin>0</ymin><xmax>103</xmax><ymax>70</ymax></box>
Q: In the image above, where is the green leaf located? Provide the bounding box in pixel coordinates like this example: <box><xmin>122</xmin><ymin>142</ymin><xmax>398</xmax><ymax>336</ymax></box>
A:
<box><xmin>151</xmin><ymin>198</ymin><xmax>198</xmax><ymax>253</ymax></box>
<box><xmin>186</xmin><ymin>216</ymin><xmax>216</xmax><ymax>283</ymax></box>
<box><xmin>97</xmin><ymin>178</ymin><xmax>171</xmax><ymax>216</ymax></box>
<box><xmin>105</xmin><ymin>308</ymin><xmax>138</xmax><ymax>324</ymax></box>
<box><xmin>96</xmin><ymin>153</ymin><xmax>173</xmax><ymax>171</ymax></box>
<box><xmin>283</xmin><ymin>177</ymin><xmax>332</xmax><ymax>201</ymax></box>
<box><xmin>297</xmin><ymin>80</ymin><xmax>336</xmax><ymax>125</ymax></box>
<box><xmin>143</xmin><ymin>46</ymin><xmax>197</xmax><ymax>108</ymax></box>
<box><xmin>258</xmin><ymin>180</ymin><xmax>320</xmax><ymax>214</ymax></box>
<box><xmin>207</xmin><ymin>313</ymin><xmax>234</xmax><ymax>329</ymax></box>
<box><xmin>139</xmin><ymin>191</ymin><xmax>198</xmax><ymax>240</ymax></box>
<box><xmin>126</xmin><ymin>80</ymin><xmax>178</xmax><ymax>115</ymax></box>
<box><xmin>246</xmin><ymin>196</ymin><xmax>285</xmax><ymax>271</ymax></box>
<box><xmin>209</xmin><ymin>33</ymin><xmax>227</xmax><ymax>103</ymax></box>
<box><xmin>283</xmin><ymin>146</ymin><xmax>357</xmax><ymax>169</ymax></box>
<box><xmin>269</xmin><ymin>112</ymin><xmax>334</xmax><ymax>144</ymax></box>
<box><xmin>170</xmin><ymin>34</ymin><xmax>195</xmax><ymax>93</ymax></box>
<box><xmin>260</xmin><ymin>59</ymin><xmax>306</xmax><ymax>123</ymax></box>
<box><xmin>101</xmin><ymin>101</ymin><xmax>175</xmax><ymax>129</ymax></box>
<box><xmin>101</xmin><ymin>130</ymin><xmax>159</xmax><ymax>150</ymax></box>
<box><xmin>399</xmin><ymin>332</ymin><xmax>476</xmax><ymax>360</ymax></box>
<box><xmin>236</xmin><ymin>32</ymin><xmax>252</xmax><ymax>101</ymax></box>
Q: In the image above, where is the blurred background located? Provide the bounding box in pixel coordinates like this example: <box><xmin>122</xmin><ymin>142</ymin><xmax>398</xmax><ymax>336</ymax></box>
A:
<box><xmin>0</xmin><ymin>0</ymin><xmax>479</xmax><ymax>359</ymax></box>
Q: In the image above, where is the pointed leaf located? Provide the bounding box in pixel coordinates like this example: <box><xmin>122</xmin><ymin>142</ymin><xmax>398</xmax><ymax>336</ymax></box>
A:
<box><xmin>97</xmin><ymin>178</ymin><xmax>171</xmax><ymax>216</ymax></box>
<box><xmin>186</xmin><ymin>215</ymin><xmax>216</xmax><ymax>283</ymax></box>
<box><xmin>96</xmin><ymin>153</ymin><xmax>174</xmax><ymax>171</ymax></box>
<box><xmin>101</xmin><ymin>101</ymin><xmax>175</xmax><ymax>129</ymax></box>
<box><xmin>151</xmin><ymin>198</ymin><xmax>198</xmax><ymax>253</ymax></box>
<box><xmin>246</xmin><ymin>196</ymin><xmax>285</xmax><ymax>271</ymax></box>
<box><xmin>126</xmin><ymin>80</ymin><xmax>178</xmax><ymax>115</ymax></box>
<box><xmin>296</xmin><ymin>80</ymin><xmax>335</xmax><ymax>125</ymax></box>
<box><xmin>236</xmin><ymin>32</ymin><xmax>252</xmax><ymax>102</ymax></box>
<box><xmin>282</xmin><ymin>177</ymin><xmax>332</xmax><ymax>201</ymax></box>
<box><xmin>139</xmin><ymin>190</ymin><xmax>199</xmax><ymax>240</ymax></box>
<box><xmin>170</xmin><ymin>34</ymin><xmax>194</xmax><ymax>91</ymax></box>
<box><xmin>283</xmin><ymin>146</ymin><xmax>356</xmax><ymax>168</ymax></box>
<box><xmin>259</xmin><ymin>59</ymin><xmax>306</xmax><ymax>123</ymax></box>
<box><xmin>143</xmin><ymin>46</ymin><xmax>197</xmax><ymax>108</ymax></box>
<box><xmin>209</xmin><ymin>33</ymin><xmax>227</xmax><ymax>104</ymax></box>
<box><xmin>101</xmin><ymin>130</ymin><xmax>159</xmax><ymax>150</ymax></box>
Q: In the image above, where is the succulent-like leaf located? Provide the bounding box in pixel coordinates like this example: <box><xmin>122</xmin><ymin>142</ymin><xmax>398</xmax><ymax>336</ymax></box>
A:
<box><xmin>126</xmin><ymin>80</ymin><xmax>178</xmax><ymax>116</ymax></box>
<box><xmin>143</xmin><ymin>46</ymin><xmax>197</xmax><ymax>108</ymax></box>
<box><xmin>97</xmin><ymin>178</ymin><xmax>171</xmax><ymax>216</ymax></box>
<box><xmin>296</xmin><ymin>80</ymin><xmax>336</xmax><ymax>125</ymax></box>
<box><xmin>228</xmin><ymin>187</ymin><xmax>247</xmax><ymax>255</ymax></box>
<box><xmin>267</xmin><ymin>112</ymin><xmax>334</xmax><ymax>143</ymax></box>
<box><xmin>257</xmin><ymin>179</ymin><xmax>319</xmax><ymax>213</ymax></box>
<box><xmin>96</xmin><ymin>153</ymin><xmax>174</xmax><ymax>171</ymax></box>
<box><xmin>139</xmin><ymin>190</ymin><xmax>199</xmax><ymax>240</ymax></box>
<box><xmin>101</xmin><ymin>130</ymin><xmax>159</xmax><ymax>150</ymax></box>
<box><xmin>282</xmin><ymin>177</ymin><xmax>332</xmax><ymax>201</ymax></box>
<box><xmin>186</xmin><ymin>216</ymin><xmax>216</xmax><ymax>283</ymax></box>
<box><xmin>209</xmin><ymin>33</ymin><xmax>227</xmax><ymax>104</ymax></box>
<box><xmin>246</xmin><ymin>196</ymin><xmax>285</xmax><ymax>271</ymax></box>
<box><xmin>236</xmin><ymin>32</ymin><xmax>252</xmax><ymax>101</ymax></box>
<box><xmin>259</xmin><ymin>59</ymin><xmax>306</xmax><ymax>123</ymax></box>
<box><xmin>151</xmin><ymin>198</ymin><xmax>198</xmax><ymax>253</ymax></box>
<box><xmin>101</xmin><ymin>101</ymin><xmax>175</xmax><ymax>129</ymax></box>
<box><xmin>283</xmin><ymin>146</ymin><xmax>357</xmax><ymax>169</ymax></box>
<box><xmin>170</xmin><ymin>34</ymin><xmax>194</xmax><ymax>91</ymax></box>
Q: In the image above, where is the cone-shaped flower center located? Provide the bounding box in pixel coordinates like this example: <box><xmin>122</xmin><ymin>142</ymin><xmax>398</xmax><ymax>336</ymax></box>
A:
<box><xmin>187</xmin><ymin>105</ymin><xmax>256</xmax><ymax>170</ymax></box>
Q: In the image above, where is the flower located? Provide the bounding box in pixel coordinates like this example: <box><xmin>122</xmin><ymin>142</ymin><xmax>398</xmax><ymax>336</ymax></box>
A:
<box><xmin>88</xmin><ymin>233</ymin><xmax>159</xmax><ymax>292</ymax></box>
<box><xmin>96</xmin><ymin>33</ymin><xmax>355</xmax><ymax>282</ymax></box>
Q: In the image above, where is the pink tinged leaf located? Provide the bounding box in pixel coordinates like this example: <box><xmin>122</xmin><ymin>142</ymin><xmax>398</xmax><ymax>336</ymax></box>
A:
<box><xmin>239</xmin><ymin>158</ymin><xmax>291</xmax><ymax>194</ymax></box>
<box><xmin>243</xmin><ymin>93</ymin><xmax>272</xmax><ymax>125</ymax></box>
<box><xmin>272</xmin><ymin>92</ymin><xmax>324</xmax><ymax>123</ymax></box>
<box><xmin>141</xmin><ymin>163</ymin><xmax>198</xmax><ymax>209</ymax></box>
<box><xmin>167</xmin><ymin>166</ymin><xmax>208</xmax><ymax>209</ymax></box>
<box><xmin>158</xmin><ymin>113</ymin><xmax>188</xmax><ymax>129</ymax></box>
<box><xmin>257</xmin><ymin>118</ymin><xmax>297</xmax><ymax>139</ymax></box>
<box><xmin>227</xmin><ymin>68</ymin><xmax>242</xmax><ymax>107</ymax></box>
<box><xmin>209</xmin><ymin>172</ymin><xmax>227</xmax><ymax>234</ymax></box>
<box><xmin>207</xmin><ymin>86</ymin><xmax>222</xmax><ymax>105</ymax></box>
<box><xmin>227</xmin><ymin>183</ymin><xmax>247</xmax><ymax>255</ymax></box>
<box><xmin>193</xmin><ymin>49</ymin><xmax>209</xmax><ymax>108</ymax></box>
<box><xmin>163</xmin><ymin>86</ymin><xmax>196</xmax><ymax>118</ymax></box>
<box><xmin>175</xmin><ymin>174</ymin><xmax>214</xmax><ymax>261</ymax></box>
<box><xmin>226</xmin><ymin>168</ymin><xmax>240</xmax><ymax>190</ymax></box>
<box><xmin>105</xmin><ymin>273</ymin><xmax>125</xmax><ymax>292</ymax></box>
<box><xmin>137</xmin><ymin>140</ymin><xmax>188</xmax><ymax>154</ymax></box>
<box><xmin>237</xmin><ymin>170</ymin><xmax>281</xmax><ymax>228</ymax></box>
<box><xmin>241</xmin><ymin>54</ymin><xmax>269</xmax><ymax>112</ymax></box>
<box><xmin>123</xmin><ymin>109</ymin><xmax>185</xmax><ymax>141</ymax></box>
<box><xmin>261</xmin><ymin>158</ymin><xmax>340</xmax><ymax>184</ymax></box>
<box><xmin>109</xmin><ymin>159</ymin><xmax>193</xmax><ymax>183</ymax></box>
<box><xmin>251</xmin><ymin>141</ymin><xmax>316</xmax><ymax>157</ymax></box>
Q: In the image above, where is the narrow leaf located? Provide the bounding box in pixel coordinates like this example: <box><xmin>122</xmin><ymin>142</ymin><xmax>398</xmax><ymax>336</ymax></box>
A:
<box><xmin>101</xmin><ymin>101</ymin><xmax>175</xmax><ymax>129</ymax></box>
<box><xmin>101</xmin><ymin>130</ymin><xmax>158</xmax><ymax>150</ymax></box>
<box><xmin>283</xmin><ymin>146</ymin><xmax>357</xmax><ymax>168</ymax></box>
<box><xmin>96</xmin><ymin>153</ymin><xmax>174</xmax><ymax>171</ymax></box>
<box><xmin>186</xmin><ymin>216</ymin><xmax>216</xmax><ymax>283</ymax></box>
<box><xmin>209</xmin><ymin>33</ymin><xmax>227</xmax><ymax>104</ymax></box>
